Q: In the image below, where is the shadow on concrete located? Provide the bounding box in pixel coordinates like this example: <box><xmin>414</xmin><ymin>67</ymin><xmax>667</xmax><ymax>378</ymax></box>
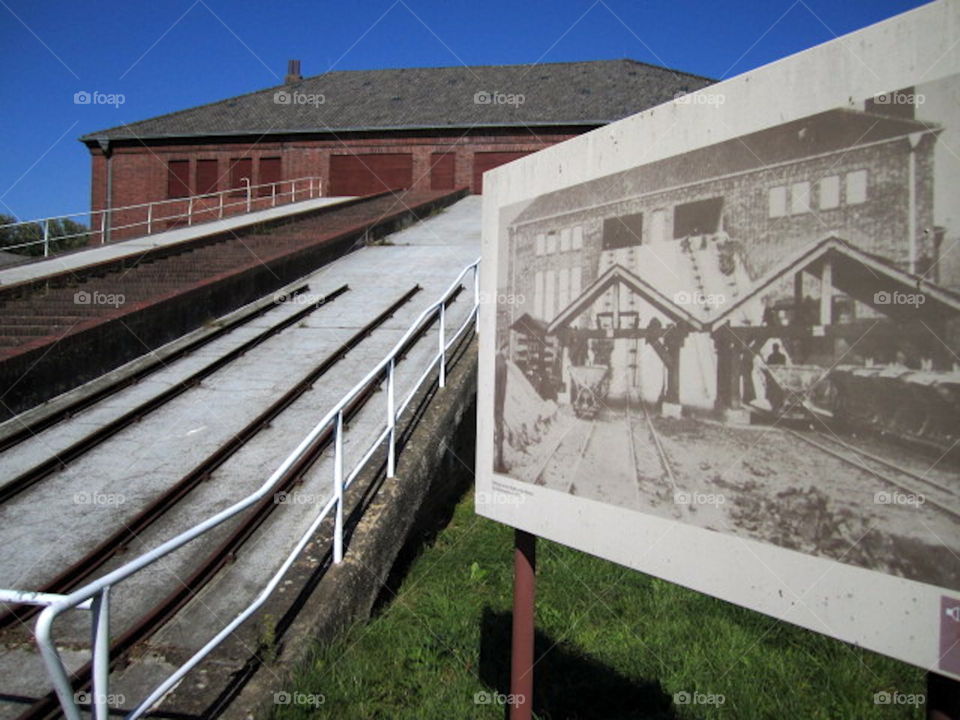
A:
<box><xmin>478</xmin><ymin>607</ymin><xmax>678</xmax><ymax>720</ymax></box>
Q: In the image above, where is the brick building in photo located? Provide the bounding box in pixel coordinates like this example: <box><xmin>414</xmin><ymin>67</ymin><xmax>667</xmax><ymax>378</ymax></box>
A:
<box><xmin>80</xmin><ymin>59</ymin><xmax>712</xmax><ymax>240</ymax></box>
<box><xmin>497</xmin><ymin>94</ymin><xmax>960</xmax><ymax>412</ymax></box>
<box><xmin>504</xmin><ymin>101</ymin><xmax>945</xmax><ymax>338</ymax></box>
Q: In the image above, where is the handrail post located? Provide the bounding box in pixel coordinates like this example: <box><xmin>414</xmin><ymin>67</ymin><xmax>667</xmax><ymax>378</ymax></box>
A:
<box><xmin>271</xmin><ymin>183</ymin><xmax>277</xmax><ymax>207</ymax></box>
<box><xmin>187</xmin><ymin>197</ymin><xmax>193</xmax><ymax>226</ymax></box>
<box><xmin>219</xmin><ymin>191</ymin><xmax>224</xmax><ymax>219</ymax></box>
<box><xmin>386</xmin><ymin>359</ymin><xmax>396</xmax><ymax>478</ymax></box>
<box><xmin>333</xmin><ymin>411</ymin><xmax>344</xmax><ymax>563</ymax></box>
<box><xmin>292</xmin><ymin>180</ymin><xmax>297</xmax><ymax>204</ymax></box>
<box><xmin>474</xmin><ymin>264</ymin><xmax>481</xmax><ymax>334</ymax></box>
<box><xmin>43</xmin><ymin>219</ymin><xmax>50</xmax><ymax>257</ymax></box>
<box><xmin>91</xmin><ymin>586</ymin><xmax>111</xmax><ymax>720</ymax></box>
<box><xmin>99</xmin><ymin>211</ymin><xmax>106</xmax><ymax>245</ymax></box>
<box><xmin>244</xmin><ymin>178</ymin><xmax>251</xmax><ymax>213</ymax></box>
<box><xmin>438</xmin><ymin>303</ymin><xmax>447</xmax><ymax>388</ymax></box>
<box><xmin>147</xmin><ymin>203</ymin><xmax>153</xmax><ymax>234</ymax></box>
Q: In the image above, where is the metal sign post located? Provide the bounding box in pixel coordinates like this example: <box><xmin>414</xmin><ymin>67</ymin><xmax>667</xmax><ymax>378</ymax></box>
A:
<box><xmin>928</xmin><ymin>672</ymin><xmax>960</xmax><ymax>720</ymax></box>
<box><xmin>510</xmin><ymin>529</ymin><xmax>536</xmax><ymax>720</ymax></box>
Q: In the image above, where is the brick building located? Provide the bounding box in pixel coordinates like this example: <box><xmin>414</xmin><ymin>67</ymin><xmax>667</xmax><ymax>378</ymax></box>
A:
<box><xmin>504</xmin><ymin>103</ymin><xmax>943</xmax><ymax>334</ymax></box>
<box><xmin>80</xmin><ymin>59</ymin><xmax>712</xmax><ymax>240</ymax></box>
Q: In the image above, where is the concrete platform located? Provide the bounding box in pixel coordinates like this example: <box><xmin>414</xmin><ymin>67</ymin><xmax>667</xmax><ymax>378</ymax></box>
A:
<box><xmin>0</xmin><ymin>196</ymin><xmax>353</xmax><ymax>289</ymax></box>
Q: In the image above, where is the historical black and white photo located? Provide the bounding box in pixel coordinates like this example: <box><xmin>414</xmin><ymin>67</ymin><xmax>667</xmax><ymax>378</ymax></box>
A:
<box><xmin>492</xmin><ymin>76</ymin><xmax>960</xmax><ymax>592</ymax></box>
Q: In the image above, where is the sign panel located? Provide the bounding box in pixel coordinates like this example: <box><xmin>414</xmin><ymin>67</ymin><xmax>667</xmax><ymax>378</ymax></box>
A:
<box><xmin>477</xmin><ymin>1</ymin><xmax>960</xmax><ymax>679</ymax></box>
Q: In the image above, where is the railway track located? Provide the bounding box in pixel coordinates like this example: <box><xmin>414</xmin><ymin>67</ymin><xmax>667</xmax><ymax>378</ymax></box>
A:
<box><xmin>0</xmin><ymin>282</ymin><xmax>311</xmax><ymax>455</ymax></box>
<box><xmin>0</xmin><ymin>284</ymin><xmax>350</xmax><ymax>505</ymax></box>
<box><xmin>14</xmin><ymin>284</ymin><xmax>467</xmax><ymax>720</ymax></box>
<box><xmin>626</xmin><ymin>393</ymin><xmax>677</xmax><ymax>491</ymax></box>
<box><xmin>785</xmin><ymin>428</ymin><xmax>960</xmax><ymax>522</ymax></box>
<box><xmin>0</xmin><ymin>285</ymin><xmax>421</xmax><ymax>630</ymax></box>
<box><xmin>161</xmin><ymin>316</ymin><xmax>479</xmax><ymax>720</ymax></box>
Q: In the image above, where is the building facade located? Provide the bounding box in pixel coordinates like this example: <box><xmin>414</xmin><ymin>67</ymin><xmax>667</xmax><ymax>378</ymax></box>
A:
<box><xmin>505</xmin><ymin>104</ymin><xmax>942</xmax><ymax>336</ymax></box>
<box><xmin>81</xmin><ymin>60</ymin><xmax>713</xmax><ymax>240</ymax></box>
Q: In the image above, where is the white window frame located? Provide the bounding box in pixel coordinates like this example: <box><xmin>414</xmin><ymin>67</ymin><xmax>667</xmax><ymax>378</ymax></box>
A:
<box><xmin>558</xmin><ymin>267</ymin><xmax>570</xmax><ymax>312</ymax></box>
<box><xmin>846</xmin><ymin>169</ymin><xmax>867</xmax><ymax>205</ymax></box>
<box><xmin>534</xmin><ymin>271</ymin><xmax>544</xmax><ymax>319</ymax></box>
<box><xmin>790</xmin><ymin>181</ymin><xmax>810</xmax><ymax>215</ymax></box>
<box><xmin>544</xmin><ymin>270</ymin><xmax>556</xmax><ymax>320</ymax></box>
<box><xmin>819</xmin><ymin>175</ymin><xmax>840</xmax><ymax>210</ymax></box>
<box><xmin>768</xmin><ymin>186</ymin><xmax>787</xmax><ymax>218</ymax></box>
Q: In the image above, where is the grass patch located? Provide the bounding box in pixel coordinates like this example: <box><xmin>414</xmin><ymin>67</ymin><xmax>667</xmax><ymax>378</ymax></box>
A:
<box><xmin>272</xmin><ymin>488</ymin><xmax>924</xmax><ymax>719</ymax></box>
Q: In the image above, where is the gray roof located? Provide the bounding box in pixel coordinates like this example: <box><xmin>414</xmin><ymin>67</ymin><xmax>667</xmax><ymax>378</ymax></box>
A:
<box><xmin>80</xmin><ymin>59</ymin><xmax>713</xmax><ymax>143</ymax></box>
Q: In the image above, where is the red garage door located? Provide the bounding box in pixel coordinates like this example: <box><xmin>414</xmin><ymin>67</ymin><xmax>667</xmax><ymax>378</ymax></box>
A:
<box><xmin>430</xmin><ymin>152</ymin><xmax>456</xmax><ymax>190</ymax></box>
<box><xmin>472</xmin><ymin>151</ymin><xmax>531</xmax><ymax>193</ymax></box>
<box><xmin>329</xmin><ymin>153</ymin><xmax>414</xmax><ymax>196</ymax></box>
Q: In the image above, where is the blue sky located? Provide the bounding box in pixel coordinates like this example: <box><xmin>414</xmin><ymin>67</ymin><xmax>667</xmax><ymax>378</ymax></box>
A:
<box><xmin>0</xmin><ymin>0</ymin><xmax>928</xmax><ymax>222</ymax></box>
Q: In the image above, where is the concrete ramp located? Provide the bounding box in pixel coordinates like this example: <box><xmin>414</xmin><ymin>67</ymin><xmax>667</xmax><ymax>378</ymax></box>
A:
<box><xmin>0</xmin><ymin>189</ymin><xmax>466</xmax><ymax>417</ymax></box>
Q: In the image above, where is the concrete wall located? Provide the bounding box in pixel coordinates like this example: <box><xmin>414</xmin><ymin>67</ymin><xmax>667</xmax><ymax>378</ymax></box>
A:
<box><xmin>215</xmin><ymin>344</ymin><xmax>478</xmax><ymax>720</ymax></box>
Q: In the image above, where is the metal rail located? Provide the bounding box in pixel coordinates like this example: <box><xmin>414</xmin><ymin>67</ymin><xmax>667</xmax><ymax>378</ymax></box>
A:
<box><xmin>0</xmin><ymin>284</ymin><xmax>311</xmax><ymax>454</ymax></box>
<box><xmin>0</xmin><ymin>176</ymin><xmax>323</xmax><ymax>256</ymax></box>
<box><xmin>0</xmin><ymin>284</ymin><xmax>350</xmax><ymax>505</ymax></box>
<box><xmin>808</xmin><ymin>429</ymin><xmax>956</xmax><ymax>496</ymax></box>
<box><xmin>785</xmin><ymin>428</ymin><xmax>960</xmax><ymax>522</ymax></box>
<box><xmin>0</xmin><ymin>286</ymin><xmax>421</xmax><ymax>630</ymax></box>
<box><xmin>9</xmin><ymin>257</ymin><xmax>479</xmax><ymax>720</ymax></box>
<box><xmin>636</xmin><ymin>399</ymin><xmax>677</xmax><ymax>489</ymax></box>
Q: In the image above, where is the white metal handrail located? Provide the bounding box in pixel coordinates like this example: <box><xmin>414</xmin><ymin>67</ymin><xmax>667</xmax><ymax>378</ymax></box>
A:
<box><xmin>7</xmin><ymin>257</ymin><xmax>480</xmax><ymax>720</ymax></box>
<box><xmin>0</xmin><ymin>176</ymin><xmax>323</xmax><ymax>257</ymax></box>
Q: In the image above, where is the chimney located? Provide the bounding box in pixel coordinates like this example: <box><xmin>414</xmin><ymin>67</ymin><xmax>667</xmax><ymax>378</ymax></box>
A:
<box><xmin>285</xmin><ymin>59</ymin><xmax>302</xmax><ymax>84</ymax></box>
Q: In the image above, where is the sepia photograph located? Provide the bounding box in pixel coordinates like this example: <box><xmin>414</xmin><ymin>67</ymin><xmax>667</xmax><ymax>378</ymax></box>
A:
<box><xmin>493</xmin><ymin>75</ymin><xmax>960</xmax><ymax>591</ymax></box>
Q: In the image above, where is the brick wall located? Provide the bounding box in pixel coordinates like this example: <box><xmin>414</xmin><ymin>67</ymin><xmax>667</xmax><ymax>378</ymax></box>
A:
<box><xmin>89</xmin><ymin>130</ymin><xmax>581</xmax><ymax>241</ymax></box>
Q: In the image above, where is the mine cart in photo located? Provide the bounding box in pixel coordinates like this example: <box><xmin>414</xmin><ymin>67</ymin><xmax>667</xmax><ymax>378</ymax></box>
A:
<box><xmin>831</xmin><ymin>367</ymin><xmax>960</xmax><ymax>454</ymax></box>
<box><xmin>568</xmin><ymin>365</ymin><xmax>611</xmax><ymax>418</ymax></box>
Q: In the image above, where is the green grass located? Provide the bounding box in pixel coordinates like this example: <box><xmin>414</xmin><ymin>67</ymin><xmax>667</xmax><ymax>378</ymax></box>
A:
<box><xmin>271</xmin><ymin>488</ymin><xmax>925</xmax><ymax>719</ymax></box>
